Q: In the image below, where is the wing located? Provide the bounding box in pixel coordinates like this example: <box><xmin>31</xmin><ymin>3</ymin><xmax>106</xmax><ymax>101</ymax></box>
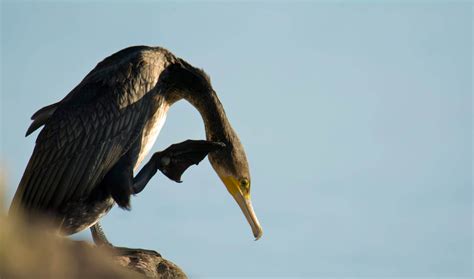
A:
<box><xmin>10</xmin><ymin>46</ymin><xmax>169</xmax><ymax>215</ymax></box>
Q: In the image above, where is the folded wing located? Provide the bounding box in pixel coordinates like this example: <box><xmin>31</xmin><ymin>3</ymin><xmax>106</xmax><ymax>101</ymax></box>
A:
<box><xmin>10</xmin><ymin>46</ymin><xmax>163</xmax><ymax>214</ymax></box>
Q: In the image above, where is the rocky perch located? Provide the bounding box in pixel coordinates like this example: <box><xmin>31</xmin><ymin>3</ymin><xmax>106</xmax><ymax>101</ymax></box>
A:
<box><xmin>0</xmin><ymin>214</ymin><xmax>187</xmax><ymax>279</ymax></box>
<box><xmin>112</xmin><ymin>247</ymin><xmax>187</xmax><ymax>278</ymax></box>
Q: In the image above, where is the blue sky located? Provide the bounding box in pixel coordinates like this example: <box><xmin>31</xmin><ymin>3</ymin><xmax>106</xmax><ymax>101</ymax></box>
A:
<box><xmin>1</xmin><ymin>1</ymin><xmax>472</xmax><ymax>278</ymax></box>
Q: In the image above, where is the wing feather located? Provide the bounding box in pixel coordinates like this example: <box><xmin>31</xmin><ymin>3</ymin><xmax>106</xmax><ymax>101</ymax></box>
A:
<box><xmin>10</xmin><ymin>46</ymin><xmax>170</xmax><ymax>215</ymax></box>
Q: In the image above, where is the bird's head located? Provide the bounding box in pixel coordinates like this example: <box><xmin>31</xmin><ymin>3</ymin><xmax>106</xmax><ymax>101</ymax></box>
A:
<box><xmin>208</xmin><ymin>132</ymin><xmax>263</xmax><ymax>240</ymax></box>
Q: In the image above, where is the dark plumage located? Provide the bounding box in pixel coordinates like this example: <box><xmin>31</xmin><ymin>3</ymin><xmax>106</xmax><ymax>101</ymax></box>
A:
<box><xmin>10</xmin><ymin>46</ymin><xmax>262</xmax><ymax>241</ymax></box>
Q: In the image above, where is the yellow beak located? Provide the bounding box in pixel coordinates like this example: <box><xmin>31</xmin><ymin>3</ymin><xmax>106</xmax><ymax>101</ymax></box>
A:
<box><xmin>220</xmin><ymin>176</ymin><xmax>263</xmax><ymax>240</ymax></box>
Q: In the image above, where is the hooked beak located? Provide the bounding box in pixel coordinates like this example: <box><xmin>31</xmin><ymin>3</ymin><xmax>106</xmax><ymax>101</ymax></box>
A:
<box><xmin>220</xmin><ymin>177</ymin><xmax>263</xmax><ymax>240</ymax></box>
<box><xmin>233</xmin><ymin>191</ymin><xmax>263</xmax><ymax>240</ymax></box>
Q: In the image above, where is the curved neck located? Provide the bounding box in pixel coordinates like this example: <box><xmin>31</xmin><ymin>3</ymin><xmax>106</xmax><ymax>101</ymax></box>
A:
<box><xmin>182</xmin><ymin>89</ymin><xmax>234</xmax><ymax>143</ymax></box>
<box><xmin>161</xmin><ymin>62</ymin><xmax>235</xmax><ymax>144</ymax></box>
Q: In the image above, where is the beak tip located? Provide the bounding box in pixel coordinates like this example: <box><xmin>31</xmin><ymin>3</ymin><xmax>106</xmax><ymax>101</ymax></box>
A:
<box><xmin>253</xmin><ymin>229</ymin><xmax>263</xmax><ymax>241</ymax></box>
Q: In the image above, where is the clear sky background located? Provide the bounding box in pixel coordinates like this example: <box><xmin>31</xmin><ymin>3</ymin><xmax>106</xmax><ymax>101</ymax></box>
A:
<box><xmin>1</xmin><ymin>1</ymin><xmax>472</xmax><ymax>278</ymax></box>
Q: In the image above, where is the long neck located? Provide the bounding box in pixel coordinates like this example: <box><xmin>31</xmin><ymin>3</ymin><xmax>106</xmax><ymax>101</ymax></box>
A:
<box><xmin>182</xmin><ymin>89</ymin><xmax>234</xmax><ymax>143</ymax></box>
<box><xmin>160</xmin><ymin>61</ymin><xmax>249</xmax><ymax>178</ymax></box>
<box><xmin>161</xmin><ymin>62</ymin><xmax>235</xmax><ymax>144</ymax></box>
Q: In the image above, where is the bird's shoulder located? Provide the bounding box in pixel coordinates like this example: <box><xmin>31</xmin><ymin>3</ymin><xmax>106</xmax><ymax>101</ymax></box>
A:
<box><xmin>84</xmin><ymin>46</ymin><xmax>177</xmax><ymax>85</ymax></box>
<box><xmin>30</xmin><ymin>46</ymin><xmax>175</xmax><ymax>148</ymax></box>
<box><xmin>26</xmin><ymin>46</ymin><xmax>175</xmax><ymax>137</ymax></box>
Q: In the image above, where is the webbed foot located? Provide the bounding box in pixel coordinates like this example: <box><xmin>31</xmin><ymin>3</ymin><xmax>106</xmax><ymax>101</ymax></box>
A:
<box><xmin>153</xmin><ymin>140</ymin><xmax>225</xmax><ymax>183</ymax></box>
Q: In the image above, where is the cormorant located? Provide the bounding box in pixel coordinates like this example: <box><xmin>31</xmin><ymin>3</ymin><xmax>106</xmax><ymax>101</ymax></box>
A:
<box><xmin>9</xmin><ymin>46</ymin><xmax>263</xmax><ymax>242</ymax></box>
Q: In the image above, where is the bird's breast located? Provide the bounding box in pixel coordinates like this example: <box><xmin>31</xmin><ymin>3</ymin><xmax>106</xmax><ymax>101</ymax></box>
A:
<box><xmin>135</xmin><ymin>103</ymin><xmax>170</xmax><ymax>171</ymax></box>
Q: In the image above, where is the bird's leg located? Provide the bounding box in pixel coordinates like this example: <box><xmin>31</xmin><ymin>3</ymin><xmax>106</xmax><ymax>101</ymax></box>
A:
<box><xmin>132</xmin><ymin>157</ymin><xmax>160</xmax><ymax>194</ymax></box>
<box><xmin>90</xmin><ymin>222</ymin><xmax>158</xmax><ymax>254</ymax></box>
<box><xmin>91</xmin><ymin>222</ymin><xmax>112</xmax><ymax>246</ymax></box>
<box><xmin>132</xmin><ymin>140</ymin><xmax>225</xmax><ymax>194</ymax></box>
<box><xmin>90</xmin><ymin>139</ymin><xmax>224</xmax><ymax>247</ymax></box>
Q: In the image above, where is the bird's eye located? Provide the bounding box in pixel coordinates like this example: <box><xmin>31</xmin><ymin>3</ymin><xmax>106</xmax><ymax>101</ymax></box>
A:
<box><xmin>240</xmin><ymin>178</ymin><xmax>249</xmax><ymax>189</ymax></box>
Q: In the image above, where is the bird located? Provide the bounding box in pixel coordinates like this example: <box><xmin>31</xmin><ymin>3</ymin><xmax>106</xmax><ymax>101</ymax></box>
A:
<box><xmin>9</xmin><ymin>45</ymin><xmax>263</xmax><ymax>244</ymax></box>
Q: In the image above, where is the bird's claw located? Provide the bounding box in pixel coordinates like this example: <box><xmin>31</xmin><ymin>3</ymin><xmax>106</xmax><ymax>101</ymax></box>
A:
<box><xmin>153</xmin><ymin>140</ymin><xmax>225</xmax><ymax>182</ymax></box>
